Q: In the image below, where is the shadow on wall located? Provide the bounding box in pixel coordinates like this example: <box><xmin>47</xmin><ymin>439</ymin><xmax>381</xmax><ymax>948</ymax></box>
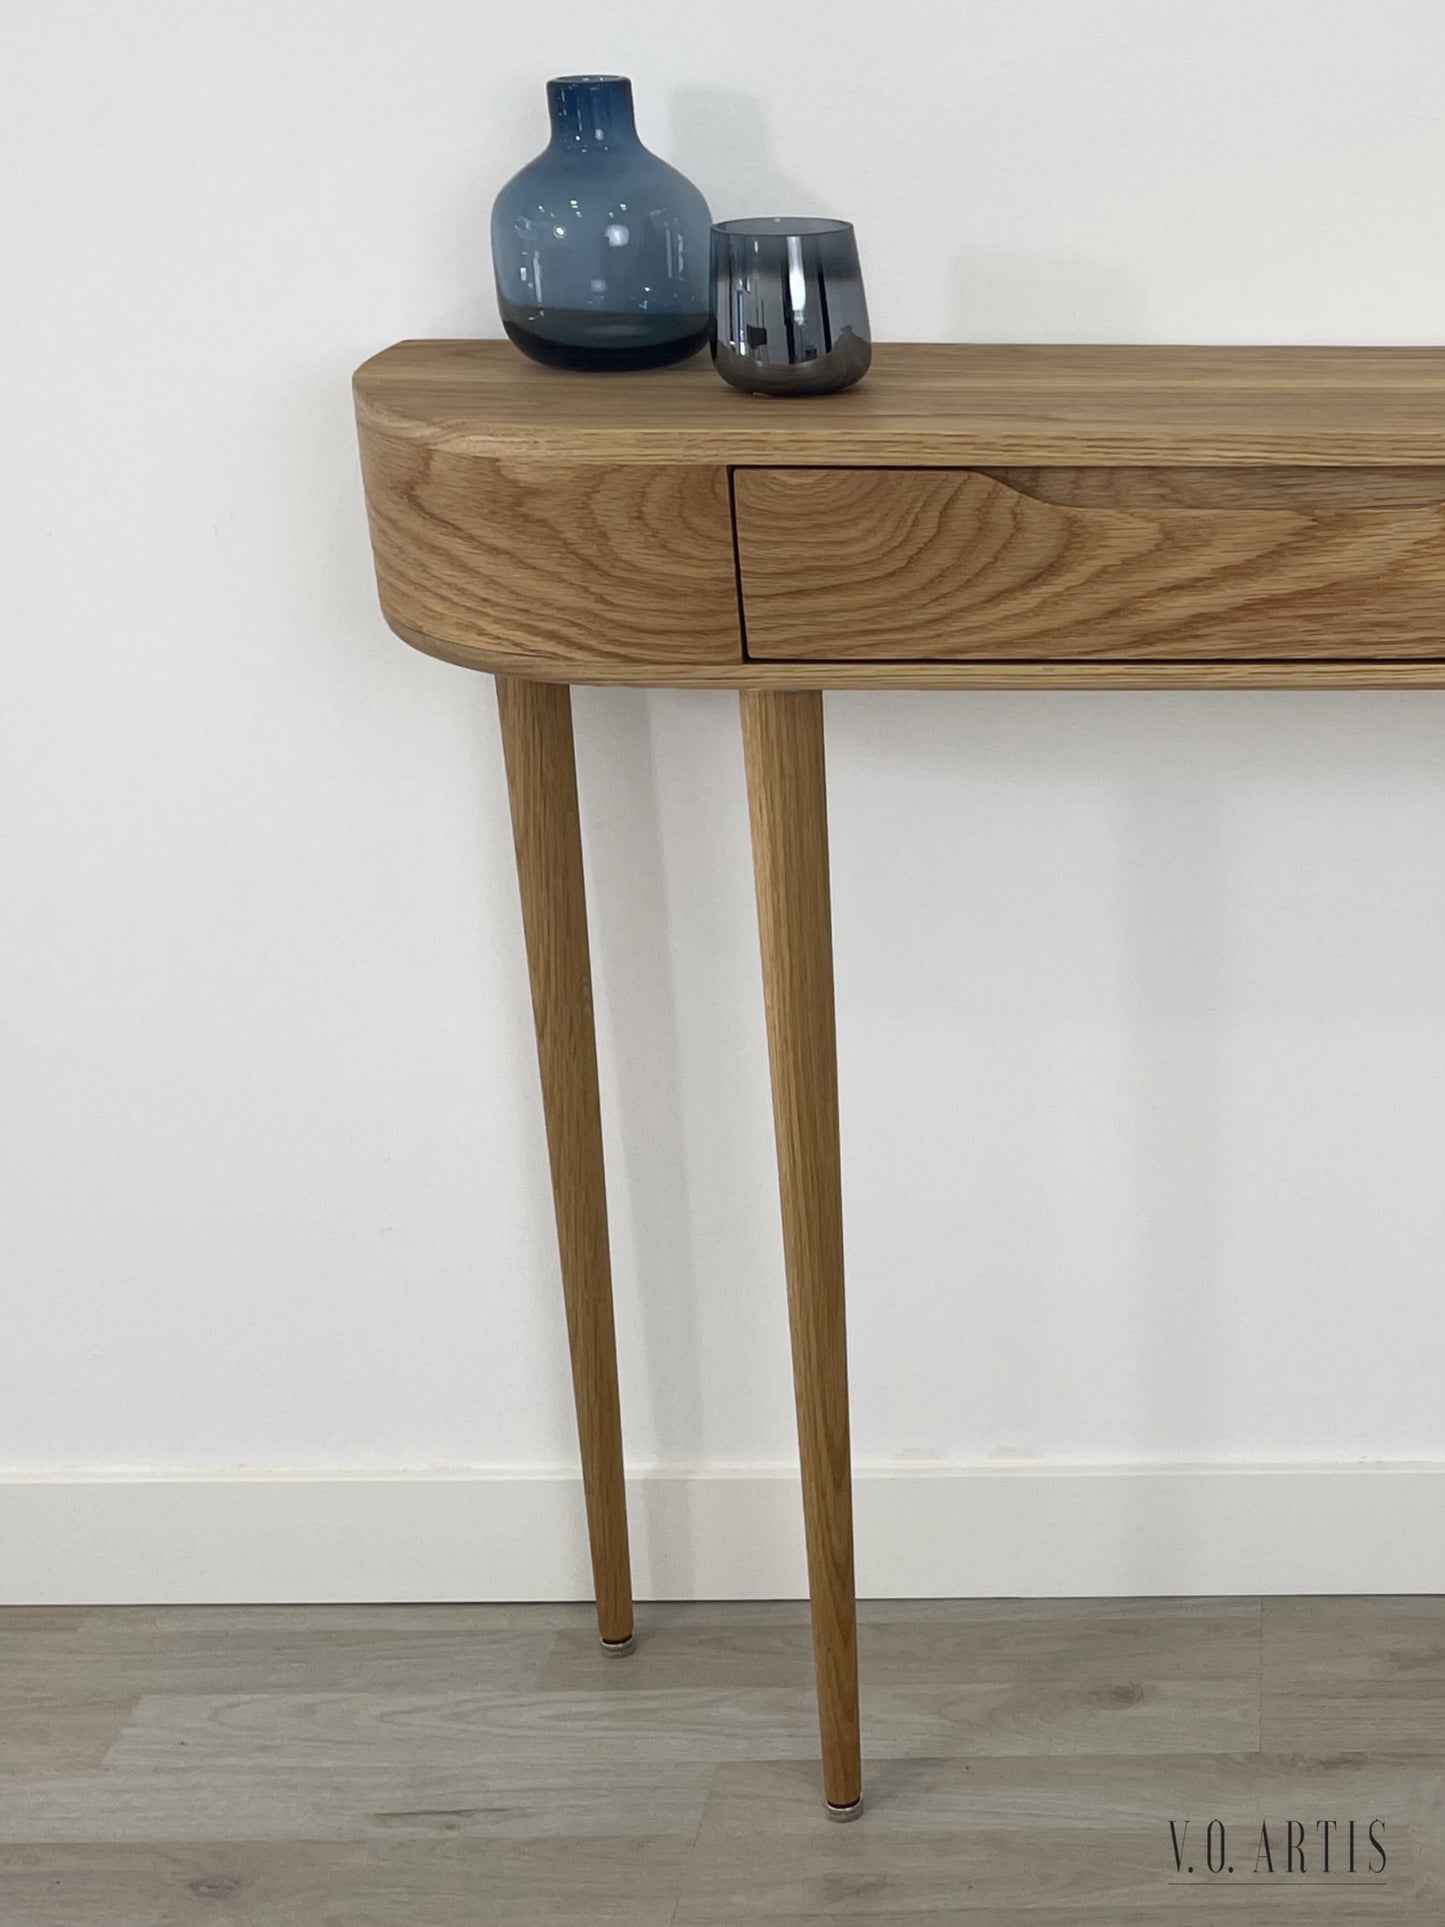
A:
<box><xmin>940</xmin><ymin>250</ymin><xmax>1146</xmax><ymax>341</ymax></box>
<box><xmin>828</xmin><ymin>687</ymin><xmax>1445</xmax><ymax>1467</ymax></box>
<box><xmin>431</xmin><ymin>167</ymin><xmax>511</xmax><ymax>338</ymax></box>
<box><xmin>671</xmin><ymin>87</ymin><xmax>1148</xmax><ymax>341</ymax></box>
<box><xmin>572</xmin><ymin>687</ymin><xmax>705</xmax><ymax>1588</ymax></box>
<box><xmin>667</xmin><ymin>87</ymin><xmax>833</xmax><ymax>226</ymax></box>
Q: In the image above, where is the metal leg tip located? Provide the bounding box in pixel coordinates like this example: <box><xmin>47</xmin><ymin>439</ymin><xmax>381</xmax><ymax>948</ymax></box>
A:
<box><xmin>599</xmin><ymin>1632</ymin><xmax>636</xmax><ymax>1656</ymax></box>
<box><xmin>825</xmin><ymin>1795</ymin><xmax>864</xmax><ymax>1823</ymax></box>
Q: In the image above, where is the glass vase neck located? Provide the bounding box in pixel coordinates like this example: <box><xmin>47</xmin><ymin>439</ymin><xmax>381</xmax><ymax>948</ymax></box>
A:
<box><xmin>546</xmin><ymin>75</ymin><xmax>638</xmax><ymax>153</ymax></box>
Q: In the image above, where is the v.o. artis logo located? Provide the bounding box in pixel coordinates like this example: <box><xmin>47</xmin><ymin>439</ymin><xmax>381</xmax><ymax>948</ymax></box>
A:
<box><xmin>1168</xmin><ymin>1817</ymin><xmax>1386</xmax><ymax>1884</ymax></box>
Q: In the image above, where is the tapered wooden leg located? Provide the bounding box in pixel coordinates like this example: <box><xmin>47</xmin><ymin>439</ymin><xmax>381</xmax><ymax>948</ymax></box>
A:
<box><xmin>740</xmin><ymin>689</ymin><xmax>862</xmax><ymax>1816</ymax></box>
<box><xmin>496</xmin><ymin>675</ymin><xmax>633</xmax><ymax>1650</ymax></box>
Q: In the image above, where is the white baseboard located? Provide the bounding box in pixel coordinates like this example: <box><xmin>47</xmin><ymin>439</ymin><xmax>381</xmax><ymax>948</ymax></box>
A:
<box><xmin>2</xmin><ymin>1462</ymin><xmax>1443</xmax><ymax>1604</ymax></box>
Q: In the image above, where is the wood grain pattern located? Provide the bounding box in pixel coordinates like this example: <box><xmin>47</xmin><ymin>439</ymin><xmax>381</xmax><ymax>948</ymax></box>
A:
<box><xmin>5</xmin><ymin>1599</ymin><xmax>1442</xmax><ymax>1922</ymax></box>
<box><xmin>735</xmin><ymin>467</ymin><xmax>1445</xmax><ymax>661</ymax></box>
<box><xmin>0</xmin><ymin>1611</ymin><xmax>554</xmax><ymax>1699</ymax></box>
<box><xmin>359</xmin><ymin>431</ymin><xmax>740</xmax><ymax>669</ymax></box>
<box><xmin>704</xmin><ymin>1746</ymin><xmax>1397</xmax><ymax>1841</ymax></box>
<box><xmin>393</xmin><ymin>617</ymin><xmax>1445</xmax><ymax>687</ymax></box>
<box><xmin>674</xmin><ymin>1824</ymin><xmax>1416</xmax><ymax>1922</ymax></box>
<box><xmin>102</xmin><ymin>1678</ymin><xmax>1255</xmax><ymax>1771</ymax></box>
<box><xmin>982</xmin><ymin>466</ymin><xmax>1445</xmax><ymax>509</ymax></box>
<box><xmin>104</xmin><ymin>1687</ymin><xmax>832</xmax><ymax>1768</ymax></box>
<box><xmin>0</xmin><ymin>1695</ymin><xmax>137</xmax><ymax>1774</ymax></box>
<box><xmin>0</xmin><ymin>1761</ymin><xmax>715</xmax><ymax>1846</ymax></box>
<box><xmin>540</xmin><ymin>1597</ymin><xmax>1260</xmax><ymax>1691</ymax></box>
<box><xmin>739</xmin><ymin>691</ymin><xmax>860</xmax><ymax>1813</ymax></box>
<box><xmin>354</xmin><ymin>341</ymin><xmax>1445</xmax><ymax>684</ymax></box>
<box><xmin>495</xmin><ymin>678</ymin><xmax>633</xmax><ymax>1647</ymax></box>
<box><xmin>355</xmin><ymin>339</ymin><xmax>1445</xmax><ymax>467</ymax></box>
<box><xmin>0</xmin><ymin>1840</ymin><xmax>687</xmax><ymax>1926</ymax></box>
<box><xmin>1262</xmin><ymin>1596</ymin><xmax>1445</xmax><ymax>1754</ymax></box>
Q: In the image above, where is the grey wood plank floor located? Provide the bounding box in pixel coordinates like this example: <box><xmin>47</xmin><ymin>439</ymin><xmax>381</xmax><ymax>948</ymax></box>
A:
<box><xmin>1</xmin><ymin>1597</ymin><xmax>1441</xmax><ymax>1923</ymax></box>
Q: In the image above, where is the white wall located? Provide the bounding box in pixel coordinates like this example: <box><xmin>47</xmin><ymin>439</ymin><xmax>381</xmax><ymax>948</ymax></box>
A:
<box><xmin>6</xmin><ymin>0</ymin><xmax>1445</xmax><ymax>1599</ymax></box>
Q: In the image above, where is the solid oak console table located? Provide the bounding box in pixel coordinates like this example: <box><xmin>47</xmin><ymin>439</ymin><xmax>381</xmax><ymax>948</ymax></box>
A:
<box><xmin>355</xmin><ymin>340</ymin><xmax>1445</xmax><ymax>1817</ymax></box>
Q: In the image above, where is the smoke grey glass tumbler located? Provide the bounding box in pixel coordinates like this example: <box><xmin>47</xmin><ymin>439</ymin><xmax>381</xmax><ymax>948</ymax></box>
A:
<box><xmin>710</xmin><ymin>217</ymin><xmax>871</xmax><ymax>396</ymax></box>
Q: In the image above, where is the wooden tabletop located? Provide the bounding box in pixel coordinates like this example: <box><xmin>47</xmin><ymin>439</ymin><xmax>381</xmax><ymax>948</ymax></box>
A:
<box><xmin>354</xmin><ymin>340</ymin><xmax>1445</xmax><ymax>467</ymax></box>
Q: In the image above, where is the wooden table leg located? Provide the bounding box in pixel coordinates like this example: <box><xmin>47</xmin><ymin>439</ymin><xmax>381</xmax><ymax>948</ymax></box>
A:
<box><xmin>496</xmin><ymin>675</ymin><xmax>634</xmax><ymax>1651</ymax></box>
<box><xmin>740</xmin><ymin>689</ymin><xmax>862</xmax><ymax>1818</ymax></box>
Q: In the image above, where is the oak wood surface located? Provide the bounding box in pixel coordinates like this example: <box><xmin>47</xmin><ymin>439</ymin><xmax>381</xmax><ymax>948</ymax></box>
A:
<box><xmin>4</xmin><ymin>1599</ymin><xmax>1440</xmax><ymax>1923</ymax></box>
<box><xmin>740</xmin><ymin>691</ymin><xmax>860</xmax><ymax>1813</ymax></box>
<box><xmin>355</xmin><ymin>339</ymin><xmax>1445</xmax><ymax>467</ymax></box>
<box><xmin>394</xmin><ymin>617</ymin><xmax>1445</xmax><ymax>688</ymax></box>
<box><xmin>359</xmin><ymin>433</ymin><xmax>740</xmax><ymax>668</ymax></box>
<box><xmin>355</xmin><ymin>341</ymin><xmax>1445</xmax><ymax>684</ymax></box>
<box><xmin>982</xmin><ymin>465</ymin><xmax>1445</xmax><ymax>508</ymax></box>
<box><xmin>735</xmin><ymin>466</ymin><xmax>1445</xmax><ymax>661</ymax></box>
<box><xmin>495</xmin><ymin>678</ymin><xmax>633</xmax><ymax>1647</ymax></box>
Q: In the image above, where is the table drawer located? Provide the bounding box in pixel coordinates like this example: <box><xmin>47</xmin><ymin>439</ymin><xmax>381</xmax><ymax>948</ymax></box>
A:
<box><xmin>733</xmin><ymin>467</ymin><xmax>1445</xmax><ymax>661</ymax></box>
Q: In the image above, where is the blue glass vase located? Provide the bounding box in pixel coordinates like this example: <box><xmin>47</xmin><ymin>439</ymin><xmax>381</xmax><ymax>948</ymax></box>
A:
<box><xmin>491</xmin><ymin>76</ymin><xmax>712</xmax><ymax>372</ymax></box>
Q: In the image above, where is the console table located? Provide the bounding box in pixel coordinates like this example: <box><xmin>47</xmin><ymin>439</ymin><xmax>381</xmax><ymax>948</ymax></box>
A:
<box><xmin>354</xmin><ymin>341</ymin><xmax>1445</xmax><ymax>1817</ymax></box>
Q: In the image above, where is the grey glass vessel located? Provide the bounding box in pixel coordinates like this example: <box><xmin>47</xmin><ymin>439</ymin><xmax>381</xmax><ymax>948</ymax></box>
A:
<box><xmin>491</xmin><ymin>76</ymin><xmax>711</xmax><ymax>372</ymax></box>
<box><xmin>710</xmin><ymin>217</ymin><xmax>871</xmax><ymax>396</ymax></box>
